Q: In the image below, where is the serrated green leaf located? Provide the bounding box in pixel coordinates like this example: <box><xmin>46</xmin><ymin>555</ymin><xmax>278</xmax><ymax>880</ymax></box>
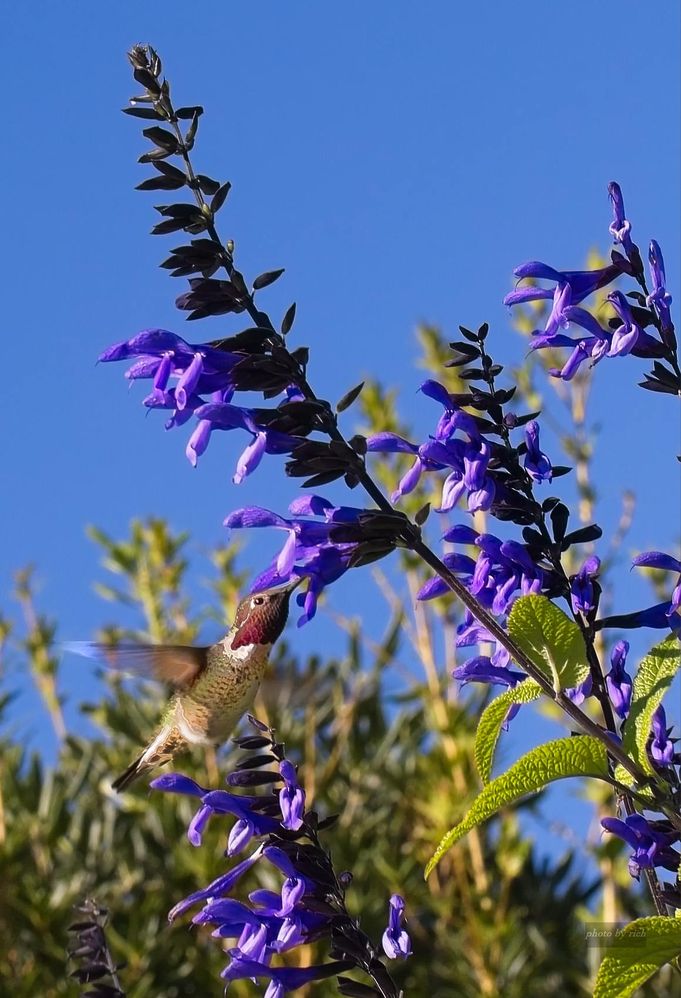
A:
<box><xmin>508</xmin><ymin>594</ymin><xmax>589</xmax><ymax>691</ymax></box>
<box><xmin>475</xmin><ymin>680</ymin><xmax>542</xmax><ymax>783</ymax></box>
<box><xmin>593</xmin><ymin>916</ymin><xmax>681</xmax><ymax>997</ymax></box>
<box><xmin>425</xmin><ymin>735</ymin><xmax>608</xmax><ymax>877</ymax></box>
<box><xmin>620</xmin><ymin>635</ymin><xmax>681</xmax><ymax>777</ymax></box>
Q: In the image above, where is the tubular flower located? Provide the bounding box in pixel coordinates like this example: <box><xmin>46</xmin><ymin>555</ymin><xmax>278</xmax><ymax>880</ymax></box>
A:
<box><xmin>632</xmin><ymin>551</ymin><xmax>681</xmax><ymax>622</ymax></box>
<box><xmin>650</xmin><ymin>705</ymin><xmax>675</xmax><ymax>766</ymax></box>
<box><xmin>381</xmin><ymin>895</ymin><xmax>412</xmax><ymax>960</ymax></box>
<box><xmin>191</xmin><ymin>401</ymin><xmax>302</xmax><ymax>479</ymax></box>
<box><xmin>100</xmin><ymin>329</ymin><xmax>240</xmax><ymax>402</ymax></box>
<box><xmin>605</xmin><ymin>640</ymin><xmax>632</xmax><ymax>720</ymax></box>
<box><xmin>647</xmin><ymin>240</ymin><xmax>674</xmax><ymax>337</ymax></box>
<box><xmin>367</xmin><ymin>379</ymin><xmax>496</xmax><ymax>513</ymax></box>
<box><xmin>523</xmin><ymin>420</ymin><xmax>553</xmax><ymax>483</ymax></box>
<box><xmin>503</xmin><ymin>261</ymin><xmax>620</xmax><ymax>310</ymax></box>
<box><xmin>224</xmin><ymin>499</ymin><xmax>362</xmax><ymax>626</ymax></box>
<box><xmin>569</xmin><ymin>555</ymin><xmax>601</xmax><ymax>615</ymax></box>
<box><xmin>607</xmin><ymin>291</ymin><xmax>643</xmax><ymax>356</ymax></box>
<box><xmin>608</xmin><ymin>181</ymin><xmax>635</xmax><ymax>257</ymax></box>
<box><xmin>601</xmin><ymin>813</ymin><xmax>680</xmax><ymax>880</ymax></box>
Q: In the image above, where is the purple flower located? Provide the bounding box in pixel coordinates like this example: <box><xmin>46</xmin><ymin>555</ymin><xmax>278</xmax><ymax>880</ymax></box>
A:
<box><xmin>167</xmin><ymin>846</ymin><xmax>264</xmax><ymax>923</ymax></box>
<box><xmin>650</xmin><ymin>704</ymin><xmax>675</xmax><ymax>766</ymax></box>
<box><xmin>225</xmin><ymin>499</ymin><xmax>360</xmax><ymax>625</ymax></box>
<box><xmin>607</xmin><ymin>291</ymin><xmax>643</xmax><ymax>356</ymax></box>
<box><xmin>570</xmin><ymin>555</ymin><xmax>601</xmax><ymax>615</ymax></box>
<box><xmin>523</xmin><ymin>421</ymin><xmax>552</xmax><ymax>483</ymax></box>
<box><xmin>452</xmin><ymin>653</ymin><xmax>525</xmax><ymax>689</ymax></box>
<box><xmin>565</xmin><ymin>673</ymin><xmax>593</xmax><ymax>706</ymax></box>
<box><xmin>503</xmin><ymin>261</ymin><xmax>620</xmax><ymax>310</ymax></box>
<box><xmin>608</xmin><ymin>181</ymin><xmax>634</xmax><ymax>257</ymax></box>
<box><xmin>601</xmin><ymin>813</ymin><xmax>680</xmax><ymax>879</ymax></box>
<box><xmin>605</xmin><ymin>640</ymin><xmax>632</xmax><ymax>720</ymax></box>
<box><xmin>632</xmin><ymin>551</ymin><xmax>681</xmax><ymax>619</ymax></box>
<box><xmin>366</xmin><ymin>382</ymin><xmax>497</xmax><ymax>513</ymax></box>
<box><xmin>221</xmin><ymin>958</ymin><xmax>352</xmax><ymax>995</ymax></box>
<box><xmin>381</xmin><ymin>894</ymin><xmax>412</xmax><ymax>960</ymax></box>
<box><xmin>647</xmin><ymin>240</ymin><xmax>674</xmax><ymax>337</ymax></box>
<box><xmin>278</xmin><ymin>760</ymin><xmax>305</xmax><ymax>831</ymax></box>
<box><xmin>190</xmin><ymin>401</ymin><xmax>302</xmax><ymax>479</ymax></box>
<box><xmin>100</xmin><ymin>329</ymin><xmax>240</xmax><ymax>399</ymax></box>
<box><xmin>545</xmin><ymin>333</ymin><xmax>611</xmax><ymax>381</ymax></box>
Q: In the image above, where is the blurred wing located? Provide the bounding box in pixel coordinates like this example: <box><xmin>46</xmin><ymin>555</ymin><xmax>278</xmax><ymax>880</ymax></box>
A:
<box><xmin>64</xmin><ymin>641</ymin><xmax>208</xmax><ymax>689</ymax></box>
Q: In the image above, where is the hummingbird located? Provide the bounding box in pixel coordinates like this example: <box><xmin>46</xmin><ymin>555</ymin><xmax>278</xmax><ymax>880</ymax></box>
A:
<box><xmin>68</xmin><ymin>578</ymin><xmax>302</xmax><ymax>792</ymax></box>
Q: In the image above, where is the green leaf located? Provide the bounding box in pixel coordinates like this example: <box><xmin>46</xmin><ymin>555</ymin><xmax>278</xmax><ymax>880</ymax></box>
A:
<box><xmin>508</xmin><ymin>594</ymin><xmax>589</xmax><ymax>691</ymax></box>
<box><xmin>425</xmin><ymin>735</ymin><xmax>609</xmax><ymax>877</ymax></box>
<box><xmin>593</xmin><ymin>916</ymin><xmax>681</xmax><ymax>997</ymax></box>
<box><xmin>620</xmin><ymin>635</ymin><xmax>681</xmax><ymax>777</ymax></box>
<box><xmin>475</xmin><ymin>680</ymin><xmax>542</xmax><ymax>783</ymax></box>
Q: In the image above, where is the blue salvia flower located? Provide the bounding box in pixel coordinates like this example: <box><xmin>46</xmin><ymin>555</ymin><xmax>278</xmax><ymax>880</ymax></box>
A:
<box><xmin>419</xmin><ymin>528</ymin><xmax>545</xmax><ymax>615</ymax></box>
<box><xmin>221</xmin><ymin>958</ymin><xmax>352</xmax><ymax>997</ymax></box>
<box><xmin>569</xmin><ymin>555</ymin><xmax>601</xmax><ymax>615</ymax></box>
<box><xmin>605</xmin><ymin>640</ymin><xmax>632</xmax><ymax>720</ymax></box>
<box><xmin>607</xmin><ymin>181</ymin><xmax>635</xmax><ymax>258</ymax></box>
<box><xmin>650</xmin><ymin>705</ymin><xmax>675</xmax><ymax>766</ymax></box>
<box><xmin>366</xmin><ymin>379</ymin><xmax>497</xmax><ymax>512</ymax></box>
<box><xmin>565</xmin><ymin>674</ymin><xmax>593</xmax><ymax>707</ymax></box>
<box><xmin>607</xmin><ymin>291</ymin><xmax>644</xmax><ymax>357</ymax></box>
<box><xmin>523</xmin><ymin>420</ymin><xmax>553</xmax><ymax>483</ymax></box>
<box><xmin>503</xmin><ymin>261</ymin><xmax>620</xmax><ymax>310</ymax></box>
<box><xmin>189</xmin><ymin>401</ymin><xmax>302</xmax><ymax>480</ymax></box>
<box><xmin>100</xmin><ymin>329</ymin><xmax>240</xmax><ymax>399</ymax></box>
<box><xmin>278</xmin><ymin>760</ymin><xmax>305</xmax><ymax>831</ymax></box>
<box><xmin>632</xmin><ymin>550</ymin><xmax>681</xmax><ymax>620</ymax></box>
<box><xmin>224</xmin><ymin>498</ymin><xmax>363</xmax><ymax>625</ymax></box>
<box><xmin>647</xmin><ymin>240</ymin><xmax>674</xmax><ymax>338</ymax></box>
<box><xmin>152</xmin><ymin>721</ymin><xmax>402</xmax><ymax>996</ymax></box>
<box><xmin>381</xmin><ymin>894</ymin><xmax>412</xmax><ymax>960</ymax></box>
<box><xmin>601</xmin><ymin>813</ymin><xmax>680</xmax><ymax>880</ymax></box>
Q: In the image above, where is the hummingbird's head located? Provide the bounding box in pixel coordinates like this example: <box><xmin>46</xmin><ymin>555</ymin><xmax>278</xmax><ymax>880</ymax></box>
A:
<box><xmin>230</xmin><ymin>578</ymin><xmax>302</xmax><ymax>650</ymax></box>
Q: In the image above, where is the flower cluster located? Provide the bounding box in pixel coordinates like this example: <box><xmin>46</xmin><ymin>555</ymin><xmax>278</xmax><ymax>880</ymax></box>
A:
<box><xmin>152</xmin><ymin>718</ymin><xmax>409</xmax><ymax>996</ymax></box>
<box><xmin>99</xmin><ymin>329</ymin><xmax>318</xmax><ymax>484</ymax></box>
<box><xmin>225</xmin><ymin>497</ymin><xmax>363</xmax><ymax>626</ymax></box>
<box><xmin>503</xmin><ymin>183</ymin><xmax>678</xmax><ymax>390</ymax></box>
<box><xmin>367</xmin><ymin>379</ymin><xmax>553</xmax><ymax>515</ymax></box>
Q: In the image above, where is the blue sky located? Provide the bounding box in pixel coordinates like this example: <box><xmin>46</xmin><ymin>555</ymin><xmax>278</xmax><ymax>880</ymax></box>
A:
<box><xmin>2</xmin><ymin>3</ymin><xmax>680</xmax><ymax>863</ymax></box>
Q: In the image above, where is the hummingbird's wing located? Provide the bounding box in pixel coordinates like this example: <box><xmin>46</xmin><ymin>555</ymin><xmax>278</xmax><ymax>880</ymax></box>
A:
<box><xmin>64</xmin><ymin>642</ymin><xmax>208</xmax><ymax>690</ymax></box>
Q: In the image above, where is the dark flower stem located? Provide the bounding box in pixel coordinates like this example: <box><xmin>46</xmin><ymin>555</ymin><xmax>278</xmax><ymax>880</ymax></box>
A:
<box><xmin>146</xmin><ymin>53</ymin><xmax>668</xmax><ymax>813</ymax></box>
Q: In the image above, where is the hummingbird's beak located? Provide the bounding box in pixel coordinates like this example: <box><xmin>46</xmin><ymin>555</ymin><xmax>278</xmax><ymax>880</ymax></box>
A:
<box><xmin>279</xmin><ymin>575</ymin><xmax>306</xmax><ymax>596</ymax></box>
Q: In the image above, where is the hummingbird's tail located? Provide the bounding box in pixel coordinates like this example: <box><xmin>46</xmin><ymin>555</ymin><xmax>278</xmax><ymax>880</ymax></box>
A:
<box><xmin>112</xmin><ymin>725</ymin><xmax>184</xmax><ymax>793</ymax></box>
<box><xmin>111</xmin><ymin>753</ymin><xmax>152</xmax><ymax>792</ymax></box>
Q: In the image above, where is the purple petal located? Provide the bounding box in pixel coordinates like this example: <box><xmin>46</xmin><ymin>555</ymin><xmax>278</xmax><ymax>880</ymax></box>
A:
<box><xmin>176</xmin><ymin>353</ymin><xmax>205</xmax><ymax>410</ymax></box>
<box><xmin>225</xmin><ymin>507</ymin><xmax>289</xmax><ymax>530</ymax></box>
<box><xmin>233</xmin><ymin>433</ymin><xmax>267</xmax><ymax>484</ymax></box>
<box><xmin>188</xmin><ymin>804</ymin><xmax>213</xmax><ymax>847</ymax></box>
<box><xmin>633</xmin><ymin>552</ymin><xmax>681</xmax><ymax>574</ymax></box>
<box><xmin>503</xmin><ymin>286</ymin><xmax>555</xmax><ymax>307</ymax></box>
<box><xmin>366</xmin><ymin>432</ymin><xmax>418</xmax><ymax>454</ymax></box>
<box><xmin>227</xmin><ymin>818</ymin><xmax>254</xmax><ymax>856</ymax></box>
<box><xmin>288</xmin><ymin>495</ymin><xmax>334</xmax><ymax>517</ymax></box>
<box><xmin>186</xmin><ymin>419</ymin><xmax>213</xmax><ymax>467</ymax></box>
<box><xmin>150</xmin><ymin>772</ymin><xmax>209</xmax><ymax>796</ymax></box>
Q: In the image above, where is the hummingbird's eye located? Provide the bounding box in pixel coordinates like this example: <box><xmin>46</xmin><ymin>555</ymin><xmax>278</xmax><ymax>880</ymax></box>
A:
<box><xmin>252</xmin><ymin>596</ymin><xmax>265</xmax><ymax>606</ymax></box>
